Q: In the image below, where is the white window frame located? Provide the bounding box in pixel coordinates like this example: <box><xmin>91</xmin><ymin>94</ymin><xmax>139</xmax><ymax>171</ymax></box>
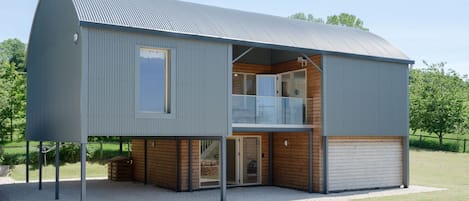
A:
<box><xmin>135</xmin><ymin>45</ymin><xmax>176</xmax><ymax>119</ymax></box>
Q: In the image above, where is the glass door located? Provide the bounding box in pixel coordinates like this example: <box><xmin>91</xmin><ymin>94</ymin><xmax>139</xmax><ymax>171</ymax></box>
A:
<box><xmin>277</xmin><ymin>70</ymin><xmax>307</xmax><ymax>124</ymax></box>
<box><xmin>242</xmin><ymin>137</ymin><xmax>260</xmax><ymax>184</ymax></box>
<box><xmin>256</xmin><ymin>75</ymin><xmax>278</xmax><ymax>124</ymax></box>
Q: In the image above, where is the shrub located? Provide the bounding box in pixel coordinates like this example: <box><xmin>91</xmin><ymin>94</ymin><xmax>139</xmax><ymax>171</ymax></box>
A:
<box><xmin>410</xmin><ymin>137</ymin><xmax>460</xmax><ymax>152</ymax></box>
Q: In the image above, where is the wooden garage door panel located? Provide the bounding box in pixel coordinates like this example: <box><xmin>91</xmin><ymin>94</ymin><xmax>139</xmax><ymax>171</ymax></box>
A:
<box><xmin>328</xmin><ymin>138</ymin><xmax>402</xmax><ymax>191</ymax></box>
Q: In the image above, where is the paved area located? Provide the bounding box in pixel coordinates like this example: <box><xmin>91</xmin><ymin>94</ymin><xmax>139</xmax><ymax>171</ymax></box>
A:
<box><xmin>0</xmin><ymin>178</ymin><xmax>445</xmax><ymax>201</ymax></box>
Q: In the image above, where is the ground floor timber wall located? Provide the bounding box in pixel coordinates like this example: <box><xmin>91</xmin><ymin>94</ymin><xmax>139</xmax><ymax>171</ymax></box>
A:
<box><xmin>131</xmin><ymin>139</ymin><xmax>200</xmax><ymax>191</ymax></box>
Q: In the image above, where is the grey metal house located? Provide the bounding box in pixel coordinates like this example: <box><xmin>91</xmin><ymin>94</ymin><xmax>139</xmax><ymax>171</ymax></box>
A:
<box><xmin>26</xmin><ymin>0</ymin><xmax>413</xmax><ymax>201</ymax></box>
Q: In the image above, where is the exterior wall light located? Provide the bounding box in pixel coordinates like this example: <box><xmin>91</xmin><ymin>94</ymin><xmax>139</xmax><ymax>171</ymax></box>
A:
<box><xmin>283</xmin><ymin>139</ymin><xmax>288</xmax><ymax>147</ymax></box>
<box><xmin>297</xmin><ymin>56</ymin><xmax>308</xmax><ymax>67</ymax></box>
<box><xmin>73</xmin><ymin>33</ymin><xmax>79</xmax><ymax>44</ymax></box>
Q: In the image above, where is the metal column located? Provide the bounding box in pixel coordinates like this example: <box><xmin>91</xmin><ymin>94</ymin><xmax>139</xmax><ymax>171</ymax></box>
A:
<box><xmin>39</xmin><ymin>141</ymin><xmax>43</xmax><ymax>190</ymax></box>
<box><xmin>80</xmin><ymin>143</ymin><xmax>87</xmax><ymax>201</ymax></box>
<box><xmin>26</xmin><ymin>141</ymin><xmax>29</xmax><ymax>183</ymax></box>
<box><xmin>323</xmin><ymin>136</ymin><xmax>329</xmax><ymax>194</ymax></box>
<box><xmin>144</xmin><ymin>139</ymin><xmax>148</xmax><ymax>185</ymax></box>
<box><xmin>55</xmin><ymin>142</ymin><xmax>60</xmax><ymax>200</ymax></box>
<box><xmin>176</xmin><ymin>138</ymin><xmax>180</xmax><ymax>192</ymax></box>
<box><xmin>189</xmin><ymin>139</ymin><xmax>193</xmax><ymax>192</ymax></box>
<box><xmin>268</xmin><ymin>133</ymin><xmax>273</xmax><ymax>186</ymax></box>
<box><xmin>403</xmin><ymin>136</ymin><xmax>409</xmax><ymax>188</ymax></box>
<box><xmin>119</xmin><ymin>137</ymin><xmax>123</xmax><ymax>155</ymax></box>
<box><xmin>308</xmin><ymin>130</ymin><xmax>313</xmax><ymax>193</ymax></box>
<box><xmin>219</xmin><ymin>136</ymin><xmax>227</xmax><ymax>201</ymax></box>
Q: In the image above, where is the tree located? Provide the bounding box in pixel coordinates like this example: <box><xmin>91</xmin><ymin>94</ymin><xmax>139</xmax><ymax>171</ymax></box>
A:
<box><xmin>0</xmin><ymin>39</ymin><xmax>26</xmax><ymax>71</ymax></box>
<box><xmin>409</xmin><ymin>68</ymin><xmax>425</xmax><ymax>135</ymax></box>
<box><xmin>289</xmin><ymin>12</ymin><xmax>369</xmax><ymax>31</ymax></box>
<box><xmin>410</xmin><ymin>61</ymin><xmax>468</xmax><ymax>145</ymax></box>
<box><xmin>289</xmin><ymin>12</ymin><xmax>324</xmax><ymax>23</ymax></box>
<box><xmin>326</xmin><ymin>13</ymin><xmax>369</xmax><ymax>31</ymax></box>
<box><xmin>0</xmin><ymin>39</ymin><xmax>27</xmax><ymax>141</ymax></box>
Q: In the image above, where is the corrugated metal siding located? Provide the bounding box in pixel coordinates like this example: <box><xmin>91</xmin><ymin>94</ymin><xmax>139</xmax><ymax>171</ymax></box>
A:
<box><xmin>328</xmin><ymin>137</ymin><xmax>403</xmax><ymax>191</ymax></box>
<box><xmin>87</xmin><ymin>28</ymin><xmax>231</xmax><ymax>136</ymax></box>
<box><xmin>323</xmin><ymin>55</ymin><xmax>409</xmax><ymax>136</ymax></box>
<box><xmin>26</xmin><ymin>0</ymin><xmax>84</xmax><ymax>142</ymax></box>
<box><xmin>71</xmin><ymin>0</ymin><xmax>411</xmax><ymax>63</ymax></box>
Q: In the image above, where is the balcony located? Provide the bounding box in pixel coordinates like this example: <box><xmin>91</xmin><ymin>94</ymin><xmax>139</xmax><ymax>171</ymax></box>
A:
<box><xmin>232</xmin><ymin>95</ymin><xmax>313</xmax><ymax>128</ymax></box>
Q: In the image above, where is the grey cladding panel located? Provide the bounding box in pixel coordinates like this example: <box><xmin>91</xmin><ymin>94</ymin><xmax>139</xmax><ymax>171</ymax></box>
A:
<box><xmin>26</xmin><ymin>0</ymin><xmax>83</xmax><ymax>142</ymax></box>
<box><xmin>87</xmin><ymin>28</ymin><xmax>230</xmax><ymax>136</ymax></box>
<box><xmin>323</xmin><ymin>55</ymin><xmax>408</xmax><ymax>136</ymax></box>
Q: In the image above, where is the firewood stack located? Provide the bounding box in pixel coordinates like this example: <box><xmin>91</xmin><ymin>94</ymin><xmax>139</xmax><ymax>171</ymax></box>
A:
<box><xmin>108</xmin><ymin>156</ymin><xmax>133</xmax><ymax>181</ymax></box>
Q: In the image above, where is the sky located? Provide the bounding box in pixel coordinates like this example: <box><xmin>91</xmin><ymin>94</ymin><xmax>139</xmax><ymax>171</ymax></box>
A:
<box><xmin>1</xmin><ymin>0</ymin><xmax>468</xmax><ymax>75</ymax></box>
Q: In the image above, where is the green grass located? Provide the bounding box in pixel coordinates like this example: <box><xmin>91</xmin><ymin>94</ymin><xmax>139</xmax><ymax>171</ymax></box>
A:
<box><xmin>356</xmin><ymin>148</ymin><xmax>469</xmax><ymax>201</ymax></box>
<box><xmin>1</xmin><ymin>141</ymin><xmax>131</xmax><ymax>165</ymax></box>
<box><xmin>9</xmin><ymin>162</ymin><xmax>108</xmax><ymax>181</ymax></box>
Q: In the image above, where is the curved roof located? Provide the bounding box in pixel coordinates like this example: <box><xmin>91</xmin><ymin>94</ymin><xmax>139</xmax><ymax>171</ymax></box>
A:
<box><xmin>72</xmin><ymin>0</ymin><xmax>413</xmax><ymax>64</ymax></box>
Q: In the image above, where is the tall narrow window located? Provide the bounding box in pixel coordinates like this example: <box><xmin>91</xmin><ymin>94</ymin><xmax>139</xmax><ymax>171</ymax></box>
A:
<box><xmin>138</xmin><ymin>47</ymin><xmax>170</xmax><ymax>113</ymax></box>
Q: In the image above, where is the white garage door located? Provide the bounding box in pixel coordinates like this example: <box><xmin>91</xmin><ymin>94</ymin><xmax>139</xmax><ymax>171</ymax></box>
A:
<box><xmin>328</xmin><ymin>138</ymin><xmax>403</xmax><ymax>192</ymax></box>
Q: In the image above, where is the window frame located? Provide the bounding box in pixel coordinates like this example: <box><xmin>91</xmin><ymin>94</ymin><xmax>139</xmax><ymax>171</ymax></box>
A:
<box><xmin>233</xmin><ymin>72</ymin><xmax>256</xmax><ymax>95</ymax></box>
<box><xmin>135</xmin><ymin>45</ymin><xmax>176</xmax><ymax>119</ymax></box>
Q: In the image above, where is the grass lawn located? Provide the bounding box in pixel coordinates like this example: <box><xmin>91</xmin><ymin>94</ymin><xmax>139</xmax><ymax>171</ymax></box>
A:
<box><xmin>357</xmin><ymin>148</ymin><xmax>469</xmax><ymax>201</ymax></box>
<box><xmin>9</xmin><ymin>162</ymin><xmax>108</xmax><ymax>181</ymax></box>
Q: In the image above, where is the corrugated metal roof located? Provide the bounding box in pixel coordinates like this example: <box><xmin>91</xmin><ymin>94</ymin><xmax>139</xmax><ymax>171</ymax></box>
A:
<box><xmin>72</xmin><ymin>0</ymin><xmax>413</xmax><ymax>64</ymax></box>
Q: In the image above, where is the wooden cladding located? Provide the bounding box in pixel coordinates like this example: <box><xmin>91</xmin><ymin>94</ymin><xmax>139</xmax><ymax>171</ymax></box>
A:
<box><xmin>233</xmin><ymin>63</ymin><xmax>272</xmax><ymax>74</ymax></box>
<box><xmin>272</xmin><ymin>132</ymin><xmax>309</xmax><ymax>190</ymax></box>
<box><xmin>131</xmin><ymin>139</ymin><xmax>200</xmax><ymax>191</ymax></box>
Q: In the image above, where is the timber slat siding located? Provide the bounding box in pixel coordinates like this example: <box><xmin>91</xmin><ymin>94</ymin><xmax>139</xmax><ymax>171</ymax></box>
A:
<box><xmin>233</xmin><ymin>63</ymin><xmax>272</xmax><ymax>74</ymax></box>
<box><xmin>178</xmin><ymin>140</ymin><xmax>200</xmax><ymax>191</ymax></box>
<box><xmin>131</xmin><ymin>139</ymin><xmax>145</xmax><ymax>182</ymax></box>
<box><xmin>272</xmin><ymin>132</ymin><xmax>309</xmax><ymax>190</ymax></box>
<box><xmin>147</xmin><ymin>139</ymin><xmax>177</xmax><ymax>189</ymax></box>
<box><xmin>131</xmin><ymin>139</ymin><xmax>200</xmax><ymax>191</ymax></box>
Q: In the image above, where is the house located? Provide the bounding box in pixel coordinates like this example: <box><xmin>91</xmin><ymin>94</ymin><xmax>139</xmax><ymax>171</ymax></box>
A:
<box><xmin>25</xmin><ymin>0</ymin><xmax>413</xmax><ymax>201</ymax></box>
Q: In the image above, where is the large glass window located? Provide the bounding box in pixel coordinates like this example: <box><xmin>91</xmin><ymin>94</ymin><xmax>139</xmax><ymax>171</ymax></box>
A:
<box><xmin>200</xmin><ymin>139</ymin><xmax>220</xmax><ymax>187</ymax></box>
<box><xmin>232</xmin><ymin>73</ymin><xmax>256</xmax><ymax>95</ymax></box>
<box><xmin>138</xmin><ymin>48</ymin><xmax>169</xmax><ymax>113</ymax></box>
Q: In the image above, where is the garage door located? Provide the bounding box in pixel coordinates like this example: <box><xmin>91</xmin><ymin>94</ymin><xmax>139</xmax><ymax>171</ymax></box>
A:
<box><xmin>328</xmin><ymin>137</ymin><xmax>403</xmax><ymax>192</ymax></box>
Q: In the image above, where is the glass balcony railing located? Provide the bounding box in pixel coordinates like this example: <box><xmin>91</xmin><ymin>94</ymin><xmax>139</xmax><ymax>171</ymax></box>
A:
<box><xmin>232</xmin><ymin>95</ymin><xmax>313</xmax><ymax>125</ymax></box>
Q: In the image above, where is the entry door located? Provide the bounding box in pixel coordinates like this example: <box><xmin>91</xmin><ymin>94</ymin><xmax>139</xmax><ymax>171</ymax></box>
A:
<box><xmin>256</xmin><ymin>75</ymin><xmax>278</xmax><ymax>124</ymax></box>
<box><xmin>242</xmin><ymin>137</ymin><xmax>260</xmax><ymax>184</ymax></box>
<box><xmin>226</xmin><ymin>137</ymin><xmax>261</xmax><ymax>185</ymax></box>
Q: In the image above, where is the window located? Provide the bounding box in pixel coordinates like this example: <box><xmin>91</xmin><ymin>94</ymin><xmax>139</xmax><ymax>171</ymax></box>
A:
<box><xmin>137</xmin><ymin>47</ymin><xmax>174</xmax><ymax>117</ymax></box>
<box><xmin>232</xmin><ymin>73</ymin><xmax>256</xmax><ymax>95</ymax></box>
